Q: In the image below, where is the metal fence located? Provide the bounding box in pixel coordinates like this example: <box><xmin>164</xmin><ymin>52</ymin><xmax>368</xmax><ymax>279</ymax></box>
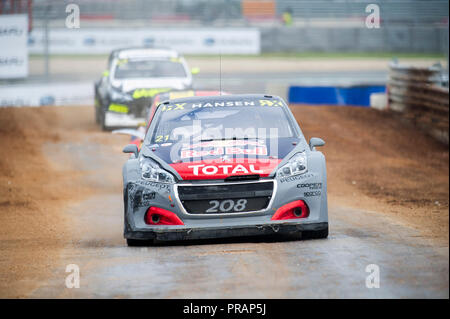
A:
<box><xmin>2</xmin><ymin>0</ymin><xmax>448</xmax><ymax>54</ymax></box>
<box><xmin>277</xmin><ymin>0</ymin><xmax>448</xmax><ymax>25</ymax></box>
<box><xmin>28</xmin><ymin>0</ymin><xmax>449</xmax><ymax>27</ymax></box>
<box><xmin>260</xmin><ymin>25</ymin><xmax>448</xmax><ymax>53</ymax></box>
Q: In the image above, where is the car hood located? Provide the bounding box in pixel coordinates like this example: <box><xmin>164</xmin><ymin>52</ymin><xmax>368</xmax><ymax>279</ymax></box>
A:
<box><xmin>112</xmin><ymin>78</ymin><xmax>191</xmax><ymax>93</ymax></box>
<box><xmin>143</xmin><ymin>137</ymin><xmax>303</xmax><ymax>180</ymax></box>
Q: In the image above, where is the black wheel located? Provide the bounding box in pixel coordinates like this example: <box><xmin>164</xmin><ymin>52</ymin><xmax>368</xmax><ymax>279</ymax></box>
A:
<box><xmin>127</xmin><ymin>238</ymin><xmax>143</xmax><ymax>246</ymax></box>
<box><xmin>94</xmin><ymin>96</ymin><xmax>99</xmax><ymax>124</ymax></box>
<box><xmin>302</xmin><ymin>227</ymin><xmax>329</xmax><ymax>239</ymax></box>
<box><xmin>94</xmin><ymin>103</ymin><xmax>101</xmax><ymax>124</ymax></box>
<box><xmin>95</xmin><ymin>108</ymin><xmax>100</xmax><ymax>124</ymax></box>
<box><xmin>126</xmin><ymin>238</ymin><xmax>153</xmax><ymax>247</ymax></box>
<box><xmin>94</xmin><ymin>88</ymin><xmax>102</xmax><ymax>124</ymax></box>
<box><xmin>100</xmin><ymin>108</ymin><xmax>108</xmax><ymax>131</ymax></box>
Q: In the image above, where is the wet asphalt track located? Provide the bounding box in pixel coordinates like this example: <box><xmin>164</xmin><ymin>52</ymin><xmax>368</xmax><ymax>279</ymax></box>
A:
<box><xmin>29</xmin><ymin>140</ymin><xmax>449</xmax><ymax>298</ymax></box>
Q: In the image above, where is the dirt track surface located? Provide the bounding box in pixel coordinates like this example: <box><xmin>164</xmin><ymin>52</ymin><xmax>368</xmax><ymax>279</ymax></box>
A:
<box><xmin>0</xmin><ymin>105</ymin><xmax>448</xmax><ymax>298</ymax></box>
<box><xmin>291</xmin><ymin>105</ymin><xmax>449</xmax><ymax>241</ymax></box>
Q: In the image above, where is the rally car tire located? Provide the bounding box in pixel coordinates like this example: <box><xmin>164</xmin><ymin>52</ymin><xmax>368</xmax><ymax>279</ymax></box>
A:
<box><xmin>94</xmin><ymin>96</ymin><xmax>100</xmax><ymax>124</ymax></box>
<box><xmin>95</xmin><ymin>108</ymin><xmax>100</xmax><ymax>124</ymax></box>
<box><xmin>126</xmin><ymin>238</ymin><xmax>152</xmax><ymax>247</ymax></box>
<box><xmin>94</xmin><ymin>88</ymin><xmax>101</xmax><ymax>124</ymax></box>
<box><xmin>94</xmin><ymin>104</ymin><xmax>101</xmax><ymax>124</ymax></box>
<box><xmin>100</xmin><ymin>108</ymin><xmax>108</xmax><ymax>131</ymax></box>
<box><xmin>302</xmin><ymin>227</ymin><xmax>329</xmax><ymax>240</ymax></box>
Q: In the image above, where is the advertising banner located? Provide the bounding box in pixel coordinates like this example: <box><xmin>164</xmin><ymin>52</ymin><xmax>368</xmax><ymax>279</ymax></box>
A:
<box><xmin>0</xmin><ymin>82</ymin><xmax>93</xmax><ymax>107</ymax></box>
<box><xmin>28</xmin><ymin>28</ymin><xmax>260</xmax><ymax>55</ymax></box>
<box><xmin>0</xmin><ymin>14</ymin><xmax>28</xmax><ymax>79</ymax></box>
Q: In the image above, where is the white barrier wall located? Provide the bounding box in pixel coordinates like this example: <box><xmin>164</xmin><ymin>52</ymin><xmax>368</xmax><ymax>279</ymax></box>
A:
<box><xmin>0</xmin><ymin>82</ymin><xmax>93</xmax><ymax>107</ymax></box>
<box><xmin>0</xmin><ymin>14</ymin><xmax>28</xmax><ymax>79</ymax></box>
<box><xmin>28</xmin><ymin>28</ymin><xmax>261</xmax><ymax>55</ymax></box>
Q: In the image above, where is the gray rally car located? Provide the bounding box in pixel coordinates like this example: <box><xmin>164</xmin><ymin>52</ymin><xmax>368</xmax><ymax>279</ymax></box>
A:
<box><xmin>94</xmin><ymin>47</ymin><xmax>197</xmax><ymax>130</ymax></box>
<box><xmin>122</xmin><ymin>94</ymin><xmax>328</xmax><ymax>246</ymax></box>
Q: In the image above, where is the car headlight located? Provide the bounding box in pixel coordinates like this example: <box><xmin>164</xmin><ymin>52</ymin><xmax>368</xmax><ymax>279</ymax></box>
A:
<box><xmin>277</xmin><ymin>152</ymin><xmax>307</xmax><ymax>178</ymax></box>
<box><xmin>139</xmin><ymin>156</ymin><xmax>175</xmax><ymax>184</ymax></box>
<box><xmin>110</xmin><ymin>89</ymin><xmax>132</xmax><ymax>102</ymax></box>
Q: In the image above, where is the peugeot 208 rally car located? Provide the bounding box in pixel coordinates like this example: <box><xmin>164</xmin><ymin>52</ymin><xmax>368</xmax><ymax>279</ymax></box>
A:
<box><xmin>94</xmin><ymin>47</ymin><xmax>197</xmax><ymax>130</ymax></box>
<box><xmin>122</xmin><ymin>94</ymin><xmax>328</xmax><ymax>246</ymax></box>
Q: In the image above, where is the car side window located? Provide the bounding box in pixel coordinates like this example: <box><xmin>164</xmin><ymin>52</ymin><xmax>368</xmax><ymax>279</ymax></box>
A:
<box><xmin>145</xmin><ymin>103</ymin><xmax>160</xmax><ymax>133</ymax></box>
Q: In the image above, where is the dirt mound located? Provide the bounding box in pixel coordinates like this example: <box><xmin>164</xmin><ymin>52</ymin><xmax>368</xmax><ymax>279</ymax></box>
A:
<box><xmin>0</xmin><ymin>107</ymin><xmax>99</xmax><ymax>297</ymax></box>
<box><xmin>291</xmin><ymin>105</ymin><xmax>449</xmax><ymax>241</ymax></box>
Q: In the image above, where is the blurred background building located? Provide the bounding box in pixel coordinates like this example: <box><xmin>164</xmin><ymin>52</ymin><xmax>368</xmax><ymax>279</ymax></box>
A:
<box><xmin>1</xmin><ymin>0</ymin><xmax>448</xmax><ymax>54</ymax></box>
<box><xmin>0</xmin><ymin>0</ymin><xmax>448</xmax><ymax>109</ymax></box>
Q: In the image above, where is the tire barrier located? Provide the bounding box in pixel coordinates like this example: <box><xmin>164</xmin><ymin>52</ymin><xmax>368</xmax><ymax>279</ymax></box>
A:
<box><xmin>387</xmin><ymin>62</ymin><xmax>449</xmax><ymax>144</ymax></box>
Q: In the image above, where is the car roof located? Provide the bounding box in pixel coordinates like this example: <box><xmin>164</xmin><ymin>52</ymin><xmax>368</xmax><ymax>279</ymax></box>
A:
<box><xmin>161</xmin><ymin>94</ymin><xmax>283</xmax><ymax>105</ymax></box>
<box><xmin>111</xmin><ymin>47</ymin><xmax>180</xmax><ymax>60</ymax></box>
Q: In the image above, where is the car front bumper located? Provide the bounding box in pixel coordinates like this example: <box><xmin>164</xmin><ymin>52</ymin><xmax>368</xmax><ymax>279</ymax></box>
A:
<box><xmin>124</xmin><ymin>171</ymin><xmax>328</xmax><ymax>242</ymax></box>
<box><xmin>125</xmin><ymin>220</ymin><xmax>328</xmax><ymax>241</ymax></box>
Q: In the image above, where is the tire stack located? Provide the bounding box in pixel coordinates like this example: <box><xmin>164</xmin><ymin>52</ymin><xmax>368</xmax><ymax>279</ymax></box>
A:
<box><xmin>387</xmin><ymin>62</ymin><xmax>449</xmax><ymax>144</ymax></box>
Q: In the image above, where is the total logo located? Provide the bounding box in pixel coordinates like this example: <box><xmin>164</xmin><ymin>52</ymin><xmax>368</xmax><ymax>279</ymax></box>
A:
<box><xmin>188</xmin><ymin>164</ymin><xmax>262</xmax><ymax>176</ymax></box>
<box><xmin>170</xmin><ymin>159</ymin><xmax>282</xmax><ymax>180</ymax></box>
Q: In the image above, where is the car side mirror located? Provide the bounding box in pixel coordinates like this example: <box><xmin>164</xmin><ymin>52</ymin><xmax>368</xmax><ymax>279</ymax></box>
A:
<box><xmin>309</xmin><ymin>137</ymin><xmax>325</xmax><ymax>151</ymax></box>
<box><xmin>123</xmin><ymin>144</ymin><xmax>138</xmax><ymax>158</ymax></box>
<box><xmin>191</xmin><ymin>67</ymin><xmax>200</xmax><ymax>75</ymax></box>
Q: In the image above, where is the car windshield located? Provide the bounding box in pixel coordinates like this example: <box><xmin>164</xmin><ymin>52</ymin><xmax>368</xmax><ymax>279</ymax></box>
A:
<box><xmin>114</xmin><ymin>59</ymin><xmax>186</xmax><ymax>79</ymax></box>
<box><xmin>147</xmin><ymin>99</ymin><xmax>297</xmax><ymax>144</ymax></box>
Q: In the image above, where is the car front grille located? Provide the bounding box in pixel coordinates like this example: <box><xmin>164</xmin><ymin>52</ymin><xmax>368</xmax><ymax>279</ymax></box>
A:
<box><xmin>176</xmin><ymin>180</ymin><xmax>274</xmax><ymax>215</ymax></box>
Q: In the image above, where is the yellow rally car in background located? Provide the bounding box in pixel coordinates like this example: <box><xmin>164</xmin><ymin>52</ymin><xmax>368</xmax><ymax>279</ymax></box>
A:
<box><xmin>94</xmin><ymin>47</ymin><xmax>199</xmax><ymax>130</ymax></box>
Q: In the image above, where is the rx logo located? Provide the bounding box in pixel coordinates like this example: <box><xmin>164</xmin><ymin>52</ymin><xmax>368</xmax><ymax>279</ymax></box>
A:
<box><xmin>259</xmin><ymin>100</ymin><xmax>282</xmax><ymax>107</ymax></box>
<box><xmin>161</xmin><ymin>103</ymin><xmax>186</xmax><ymax>112</ymax></box>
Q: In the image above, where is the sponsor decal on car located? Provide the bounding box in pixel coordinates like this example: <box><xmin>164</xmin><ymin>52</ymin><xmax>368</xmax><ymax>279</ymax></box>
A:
<box><xmin>154</xmin><ymin>135</ymin><xmax>170</xmax><ymax>143</ymax></box>
<box><xmin>170</xmin><ymin>159</ymin><xmax>281</xmax><ymax>180</ymax></box>
<box><xmin>133</xmin><ymin>180</ymin><xmax>171</xmax><ymax>191</ymax></box>
<box><xmin>304</xmin><ymin>191</ymin><xmax>322</xmax><ymax>197</ymax></box>
<box><xmin>132</xmin><ymin>189</ymin><xmax>156</xmax><ymax>208</ymax></box>
<box><xmin>181</xmin><ymin>139</ymin><xmax>265</xmax><ymax>149</ymax></box>
<box><xmin>109</xmin><ymin>103</ymin><xmax>129</xmax><ymax>113</ymax></box>
<box><xmin>297</xmin><ymin>182</ymin><xmax>322</xmax><ymax>189</ymax></box>
<box><xmin>132</xmin><ymin>88</ymin><xmax>171</xmax><ymax>99</ymax></box>
<box><xmin>161</xmin><ymin>99</ymin><xmax>283</xmax><ymax>110</ymax></box>
<box><xmin>160</xmin><ymin>103</ymin><xmax>186</xmax><ymax>112</ymax></box>
<box><xmin>279</xmin><ymin>172</ymin><xmax>316</xmax><ymax>183</ymax></box>
<box><xmin>191</xmin><ymin>101</ymin><xmax>257</xmax><ymax>108</ymax></box>
<box><xmin>180</xmin><ymin>146</ymin><xmax>268</xmax><ymax>159</ymax></box>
